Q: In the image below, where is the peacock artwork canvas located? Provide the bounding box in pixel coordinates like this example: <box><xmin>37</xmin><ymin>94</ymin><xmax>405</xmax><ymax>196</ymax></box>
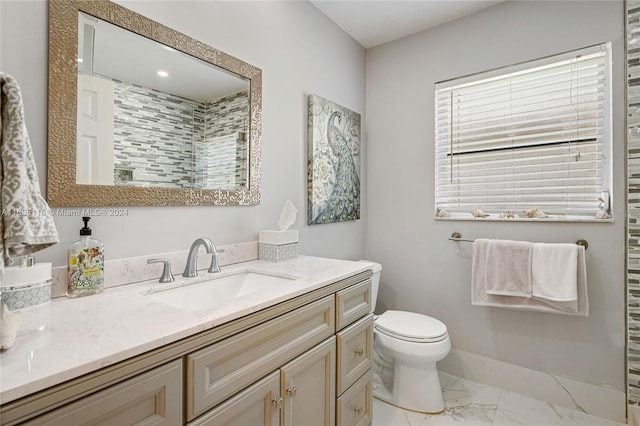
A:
<box><xmin>307</xmin><ymin>94</ymin><xmax>361</xmax><ymax>225</ymax></box>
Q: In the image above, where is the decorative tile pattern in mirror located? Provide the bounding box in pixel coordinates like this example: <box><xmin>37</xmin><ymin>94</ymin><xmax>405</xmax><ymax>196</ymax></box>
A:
<box><xmin>47</xmin><ymin>0</ymin><xmax>262</xmax><ymax>206</ymax></box>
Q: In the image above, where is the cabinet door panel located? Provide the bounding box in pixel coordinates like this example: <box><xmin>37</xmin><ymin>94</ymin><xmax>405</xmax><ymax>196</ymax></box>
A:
<box><xmin>187</xmin><ymin>295</ymin><xmax>335</xmax><ymax>419</ymax></box>
<box><xmin>281</xmin><ymin>337</ymin><xmax>336</xmax><ymax>426</ymax></box>
<box><xmin>336</xmin><ymin>314</ymin><xmax>373</xmax><ymax>395</ymax></box>
<box><xmin>189</xmin><ymin>371</ymin><xmax>280</xmax><ymax>426</ymax></box>
<box><xmin>25</xmin><ymin>360</ymin><xmax>182</xmax><ymax>426</ymax></box>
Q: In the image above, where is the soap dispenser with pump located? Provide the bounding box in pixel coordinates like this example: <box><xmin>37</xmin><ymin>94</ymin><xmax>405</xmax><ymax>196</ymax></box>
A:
<box><xmin>67</xmin><ymin>216</ymin><xmax>104</xmax><ymax>298</ymax></box>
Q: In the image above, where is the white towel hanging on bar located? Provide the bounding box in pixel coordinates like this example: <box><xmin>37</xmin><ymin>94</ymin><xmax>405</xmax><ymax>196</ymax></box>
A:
<box><xmin>471</xmin><ymin>239</ymin><xmax>588</xmax><ymax>316</ymax></box>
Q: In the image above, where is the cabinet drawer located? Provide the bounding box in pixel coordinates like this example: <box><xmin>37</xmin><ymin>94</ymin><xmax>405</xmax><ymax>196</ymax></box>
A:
<box><xmin>188</xmin><ymin>371</ymin><xmax>280</xmax><ymax>426</ymax></box>
<box><xmin>336</xmin><ymin>279</ymin><xmax>371</xmax><ymax>330</ymax></box>
<box><xmin>25</xmin><ymin>360</ymin><xmax>182</xmax><ymax>426</ymax></box>
<box><xmin>187</xmin><ymin>295</ymin><xmax>335</xmax><ymax>420</ymax></box>
<box><xmin>337</xmin><ymin>369</ymin><xmax>373</xmax><ymax>426</ymax></box>
<box><xmin>336</xmin><ymin>314</ymin><xmax>373</xmax><ymax>395</ymax></box>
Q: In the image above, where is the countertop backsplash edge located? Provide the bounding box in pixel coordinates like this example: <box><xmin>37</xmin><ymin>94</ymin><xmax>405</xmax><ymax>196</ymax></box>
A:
<box><xmin>50</xmin><ymin>241</ymin><xmax>260</xmax><ymax>298</ymax></box>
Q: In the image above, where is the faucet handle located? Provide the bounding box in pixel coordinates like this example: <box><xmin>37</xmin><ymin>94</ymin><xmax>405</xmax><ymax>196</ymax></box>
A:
<box><xmin>147</xmin><ymin>258</ymin><xmax>175</xmax><ymax>283</ymax></box>
<box><xmin>208</xmin><ymin>249</ymin><xmax>225</xmax><ymax>273</ymax></box>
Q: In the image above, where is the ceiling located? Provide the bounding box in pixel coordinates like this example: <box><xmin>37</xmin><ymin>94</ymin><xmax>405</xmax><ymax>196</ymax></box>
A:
<box><xmin>80</xmin><ymin>1</ymin><xmax>505</xmax><ymax>102</ymax></box>
<box><xmin>309</xmin><ymin>0</ymin><xmax>504</xmax><ymax>48</ymax></box>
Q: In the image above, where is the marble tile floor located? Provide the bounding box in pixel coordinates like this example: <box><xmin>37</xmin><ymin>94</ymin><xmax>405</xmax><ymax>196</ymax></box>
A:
<box><xmin>372</xmin><ymin>372</ymin><xmax>625</xmax><ymax>426</ymax></box>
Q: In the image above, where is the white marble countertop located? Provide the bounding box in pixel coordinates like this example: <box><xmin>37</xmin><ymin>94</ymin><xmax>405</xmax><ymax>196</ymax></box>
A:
<box><xmin>0</xmin><ymin>256</ymin><xmax>369</xmax><ymax>405</ymax></box>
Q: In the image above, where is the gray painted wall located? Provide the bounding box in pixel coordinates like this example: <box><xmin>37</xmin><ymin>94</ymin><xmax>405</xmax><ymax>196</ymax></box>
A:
<box><xmin>0</xmin><ymin>0</ymin><xmax>367</xmax><ymax>263</ymax></box>
<box><xmin>0</xmin><ymin>0</ymin><xmax>626</xmax><ymax>395</ymax></box>
<box><xmin>365</xmin><ymin>1</ymin><xmax>625</xmax><ymax>390</ymax></box>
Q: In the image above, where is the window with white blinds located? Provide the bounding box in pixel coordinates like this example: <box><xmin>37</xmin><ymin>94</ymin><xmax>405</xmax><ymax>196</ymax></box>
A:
<box><xmin>434</xmin><ymin>43</ymin><xmax>612</xmax><ymax>221</ymax></box>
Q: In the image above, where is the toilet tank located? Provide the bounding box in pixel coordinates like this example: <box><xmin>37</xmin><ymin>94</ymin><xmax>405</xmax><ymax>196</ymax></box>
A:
<box><xmin>358</xmin><ymin>260</ymin><xmax>382</xmax><ymax>312</ymax></box>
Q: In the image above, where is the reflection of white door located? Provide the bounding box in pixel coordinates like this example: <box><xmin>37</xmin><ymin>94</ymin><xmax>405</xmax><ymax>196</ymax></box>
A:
<box><xmin>76</xmin><ymin>74</ymin><xmax>114</xmax><ymax>185</ymax></box>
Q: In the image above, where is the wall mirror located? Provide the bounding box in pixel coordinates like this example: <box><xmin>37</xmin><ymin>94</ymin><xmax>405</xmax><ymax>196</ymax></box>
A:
<box><xmin>47</xmin><ymin>0</ymin><xmax>262</xmax><ymax>206</ymax></box>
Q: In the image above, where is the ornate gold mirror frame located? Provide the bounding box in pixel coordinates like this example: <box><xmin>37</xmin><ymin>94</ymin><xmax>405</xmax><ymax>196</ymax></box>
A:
<box><xmin>47</xmin><ymin>0</ymin><xmax>262</xmax><ymax>206</ymax></box>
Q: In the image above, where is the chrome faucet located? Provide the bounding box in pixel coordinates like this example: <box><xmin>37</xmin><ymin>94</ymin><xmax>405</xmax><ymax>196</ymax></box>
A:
<box><xmin>147</xmin><ymin>258</ymin><xmax>175</xmax><ymax>283</ymax></box>
<box><xmin>208</xmin><ymin>244</ymin><xmax>225</xmax><ymax>273</ymax></box>
<box><xmin>183</xmin><ymin>238</ymin><xmax>213</xmax><ymax>278</ymax></box>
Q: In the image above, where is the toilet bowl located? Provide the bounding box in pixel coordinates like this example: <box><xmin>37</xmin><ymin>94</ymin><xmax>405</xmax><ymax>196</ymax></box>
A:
<box><xmin>360</xmin><ymin>260</ymin><xmax>451</xmax><ymax>414</ymax></box>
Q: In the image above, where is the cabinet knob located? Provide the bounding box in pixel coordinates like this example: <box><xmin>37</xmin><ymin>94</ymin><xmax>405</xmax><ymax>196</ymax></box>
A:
<box><xmin>355</xmin><ymin>406</ymin><xmax>363</xmax><ymax>415</ymax></box>
<box><xmin>355</xmin><ymin>348</ymin><xmax>364</xmax><ymax>356</ymax></box>
<box><xmin>286</xmin><ymin>386</ymin><xmax>297</xmax><ymax>396</ymax></box>
<box><xmin>271</xmin><ymin>397</ymin><xmax>283</xmax><ymax>408</ymax></box>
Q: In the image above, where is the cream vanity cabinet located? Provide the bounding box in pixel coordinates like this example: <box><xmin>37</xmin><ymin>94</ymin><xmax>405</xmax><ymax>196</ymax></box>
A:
<box><xmin>335</xmin><ymin>281</ymin><xmax>374</xmax><ymax>426</ymax></box>
<box><xmin>192</xmin><ymin>337</ymin><xmax>336</xmax><ymax>426</ymax></box>
<box><xmin>188</xmin><ymin>277</ymin><xmax>373</xmax><ymax>426</ymax></box>
<box><xmin>186</xmin><ymin>296</ymin><xmax>337</xmax><ymax>425</ymax></box>
<box><xmin>2</xmin><ymin>270</ymin><xmax>373</xmax><ymax>426</ymax></box>
<box><xmin>22</xmin><ymin>359</ymin><xmax>183</xmax><ymax>425</ymax></box>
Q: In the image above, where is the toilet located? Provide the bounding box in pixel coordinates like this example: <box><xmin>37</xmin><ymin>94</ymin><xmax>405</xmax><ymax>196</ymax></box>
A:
<box><xmin>361</xmin><ymin>260</ymin><xmax>451</xmax><ymax>414</ymax></box>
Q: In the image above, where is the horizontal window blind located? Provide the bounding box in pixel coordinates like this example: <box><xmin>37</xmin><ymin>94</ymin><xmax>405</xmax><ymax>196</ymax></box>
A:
<box><xmin>435</xmin><ymin>44</ymin><xmax>611</xmax><ymax>221</ymax></box>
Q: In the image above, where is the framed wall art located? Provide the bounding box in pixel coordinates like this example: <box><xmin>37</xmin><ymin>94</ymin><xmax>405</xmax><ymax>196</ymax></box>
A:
<box><xmin>307</xmin><ymin>94</ymin><xmax>361</xmax><ymax>225</ymax></box>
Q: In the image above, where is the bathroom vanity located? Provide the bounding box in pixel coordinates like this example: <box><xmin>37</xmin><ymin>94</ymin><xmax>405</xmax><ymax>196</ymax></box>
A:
<box><xmin>0</xmin><ymin>256</ymin><xmax>373</xmax><ymax>425</ymax></box>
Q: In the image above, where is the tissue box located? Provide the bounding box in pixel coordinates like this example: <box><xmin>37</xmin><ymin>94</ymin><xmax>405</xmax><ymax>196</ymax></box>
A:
<box><xmin>0</xmin><ymin>263</ymin><xmax>52</xmax><ymax>310</ymax></box>
<box><xmin>259</xmin><ymin>242</ymin><xmax>299</xmax><ymax>263</ymax></box>
<box><xmin>259</xmin><ymin>229</ymin><xmax>299</xmax><ymax>245</ymax></box>
<box><xmin>259</xmin><ymin>229</ymin><xmax>299</xmax><ymax>262</ymax></box>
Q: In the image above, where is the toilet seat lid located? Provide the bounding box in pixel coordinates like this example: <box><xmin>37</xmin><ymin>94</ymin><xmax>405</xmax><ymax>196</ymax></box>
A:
<box><xmin>375</xmin><ymin>310</ymin><xmax>448</xmax><ymax>343</ymax></box>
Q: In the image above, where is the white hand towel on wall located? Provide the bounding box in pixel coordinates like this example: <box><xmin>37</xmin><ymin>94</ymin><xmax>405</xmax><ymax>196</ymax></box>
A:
<box><xmin>530</xmin><ymin>245</ymin><xmax>587</xmax><ymax>314</ymax></box>
<box><xmin>471</xmin><ymin>239</ymin><xmax>589</xmax><ymax>316</ymax></box>
<box><xmin>531</xmin><ymin>243</ymin><xmax>579</xmax><ymax>302</ymax></box>
<box><xmin>484</xmin><ymin>239</ymin><xmax>533</xmax><ymax>297</ymax></box>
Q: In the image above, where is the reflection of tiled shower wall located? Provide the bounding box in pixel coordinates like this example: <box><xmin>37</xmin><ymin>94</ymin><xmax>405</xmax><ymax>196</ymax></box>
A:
<box><xmin>112</xmin><ymin>81</ymin><xmax>248</xmax><ymax>189</ymax></box>
<box><xmin>629</xmin><ymin>1</ymin><xmax>640</xmax><ymax>407</ymax></box>
<box><xmin>195</xmin><ymin>92</ymin><xmax>249</xmax><ymax>189</ymax></box>
<box><xmin>195</xmin><ymin>133</ymin><xmax>247</xmax><ymax>189</ymax></box>
<box><xmin>112</xmin><ymin>80</ymin><xmax>201</xmax><ymax>188</ymax></box>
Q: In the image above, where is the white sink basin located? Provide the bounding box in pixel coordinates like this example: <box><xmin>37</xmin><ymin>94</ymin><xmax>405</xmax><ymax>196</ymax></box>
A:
<box><xmin>146</xmin><ymin>271</ymin><xmax>297</xmax><ymax>311</ymax></box>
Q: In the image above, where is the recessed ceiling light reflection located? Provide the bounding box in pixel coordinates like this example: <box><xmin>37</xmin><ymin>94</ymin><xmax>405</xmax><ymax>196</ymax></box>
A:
<box><xmin>157</xmin><ymin>70</ymin><xmax>169</xmax><ymax>78</ymax></box>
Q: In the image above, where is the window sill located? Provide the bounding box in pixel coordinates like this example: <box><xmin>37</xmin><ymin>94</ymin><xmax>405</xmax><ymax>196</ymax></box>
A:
<box><xmin>434</xmin><ymin>215</ymin><xmax>614</xmax><ymax>223</ymax></box>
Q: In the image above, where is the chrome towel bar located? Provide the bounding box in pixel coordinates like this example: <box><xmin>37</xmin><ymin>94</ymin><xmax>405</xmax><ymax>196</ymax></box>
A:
<box><xmin>448</xmin><ymin>232</ymin><xmax>588</xmax><ymax>250</ymax></box>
